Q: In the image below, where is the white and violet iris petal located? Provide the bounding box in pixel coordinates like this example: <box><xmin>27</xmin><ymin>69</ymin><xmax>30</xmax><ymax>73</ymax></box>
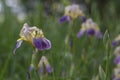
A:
<box><xmin>77</xmin><ymin>30</ymin><xmax>85</xmax><ymax>38</ymax></box>
<box><xmin>13</xmin><ymin>40</ymin><xmax>23</xmax><ymax>54</ymax></box>
<box><xmin>45</xmin><ymin>64</ymin><xmax>53</xmax><ymax>73</ymax></box>
<box><xmin>95</xmin><ymin>31</ymin><xmax>103</xmax><ymax>39</ymax></box>
<box><xmin>33</xmin><ymin>38</ymin><xmax>51</xmax><ymax>51</ymax></box>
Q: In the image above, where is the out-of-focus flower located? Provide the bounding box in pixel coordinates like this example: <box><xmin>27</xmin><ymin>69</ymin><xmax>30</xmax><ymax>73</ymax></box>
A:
<box><xmin>77</xmin><ymin>18</ymin><xmax>103</xmax><ymax>39</ymax></box>
<box><xmin>52</xmin><ymin>2</ymin><xmax>64</xmax><ymax>13</ymax></box>
<box><xmin>38</xmin><ymin>56</ymin><xmax>53</xmax><ymax>74</ymax></box>
<box><xmin>59</xmin><ymin>4</ymin><xmax>85</xmax><ymax>23</ymax></box>
<box><xmin>114</xmin><ymin>55</ymin><xmax>120</xmax><ymax>65</ymax></box>
<box><xmin>13</xmin><ymin>23</ymin><xmax>51</xmax><ymax>54</ymax></box>
<box><xmin>112</xmin><ymin>35</ymin><xmax>120</xmax><ymax>47</ymax></box>
<box><xmin>114</xmin><ymin>46</ymin><xmax>120</xmax><ymax>56</ymax></box>
<box><xmin>114</xmin><ymin>67</ymin><xmax>120</xmax><ymax>79</ymax></box>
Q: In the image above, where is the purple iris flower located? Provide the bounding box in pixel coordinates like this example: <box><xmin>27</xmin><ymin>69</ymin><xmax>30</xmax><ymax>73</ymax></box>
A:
<box><xmin>112</xmin><ymin>40</ymin><xmax>119</xmax><ymax>47</ymax></box>
<box><xmin>59</xmin><ymin>16</ymin><xmax>71</xmax><ymax>23</ymax></box>
<box><xmin>114</xmin><ymin>56</ymin><xmax>120</xmax><ymax>65</ymax></box>
<box><xmin>33</xmin><ymin>38</ymin><xmax>51</xmax><ymax>51</ymax></box>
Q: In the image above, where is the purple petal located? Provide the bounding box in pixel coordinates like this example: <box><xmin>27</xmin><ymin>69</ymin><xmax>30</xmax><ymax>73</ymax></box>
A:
<box><xmin>114</xmin><ymin>56</ymin><xmax>120</xmax><ymax>65</ymax></box>
<box><xmin>86</xmin><ymin>28</ymin><xmax>95</xmax><ymax>36</ymax></box>
<box><xmin>59</xmin><ymin>16</ymin><xmax>71</xmax><ymax>23</ymax></box>
<box><xmin>95</xmin><ymin>31</ymin><xmax>103</xmax><ymax>39</ymax></box>
<box><xmin>13</xmin><ymin>40</ymin><xmax>23</xmax><ymax>54</ymax></box>
<box><xmin>77</xmin><ymin>30</ymin><xmax>85</xmax><ymax>38</ymax></box>
<box><xmin>46</xmin><ymin>65</ymin><xmax>53</xmax><ymax>73</ymax></box>
<box><xmin>33</xmin><ymin>38</ymin><xmax>51</xmax><ymax>51</ymax></box>
<box><xmin>112</xmin><ymin>40</ymin><xmax>119</xmax><ymax>47</ymax></box>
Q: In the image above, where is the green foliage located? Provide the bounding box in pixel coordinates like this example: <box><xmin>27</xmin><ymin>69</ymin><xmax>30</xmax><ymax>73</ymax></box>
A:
<box><xmin>0</xmin><ymin>0</ymin><xmax>119</xmax><ymax>80</ymax></box>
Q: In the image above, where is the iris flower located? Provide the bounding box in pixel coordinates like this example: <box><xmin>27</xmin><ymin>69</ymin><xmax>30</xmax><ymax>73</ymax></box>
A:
<box><xmin>77</xmin><ymin>18</ymin><xmax>103</xmax><ymax>39</ymax></box>
<box><xmin>59</xmin><ymin>4</ymin><xmax>84</xmax><ymax>23</ymax></box>
<box><xmin>112</xmin><ymin>35</ymin><xmax>120</xmax><ymax>47</ymax></box>
<box><xmin>13</xmin><ymin>23</ymin><xmax>51</xmax><ymax>54</ymax></box>
<box><xmin>113</xmin><ymin>68</ymin><xmax>120</xmax><ymax>80</ymax></box>
<box><xmin>38</xmin><ymin>56</ymin><xmax>53</xmax><ymax>74</ymax></box>
<box><xmin>114</xmin><ymin>46</ymin><xmax>120</xmax><ymax>56</ymax></box>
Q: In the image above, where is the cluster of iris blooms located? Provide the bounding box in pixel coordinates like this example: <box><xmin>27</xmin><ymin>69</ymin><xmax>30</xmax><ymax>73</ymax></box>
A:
<box><xmin>59</xmin><ymin>4</ymin><xmax>103</xmax><ymax>39</ymax></box>
<box><xmin>13</xmin><ymin>4</ymin><xmax>103</xmax><ymax>77</ymax></box>
<box><xmin>112</xmin><ymin>35</ymin><xmax>120</xmax><ymax>80</ymax></box>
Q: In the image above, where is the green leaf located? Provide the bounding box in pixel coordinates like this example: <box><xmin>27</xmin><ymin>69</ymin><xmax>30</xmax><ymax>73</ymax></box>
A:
<box><xmin>103</xmin><ymin>30</ymin><xmax>110</xmax><ymax>46</ymax></box>
<box><xmin>99</xmin><ymin>65</ymin><xmax>106</xmax><ymax>80</ymax></box>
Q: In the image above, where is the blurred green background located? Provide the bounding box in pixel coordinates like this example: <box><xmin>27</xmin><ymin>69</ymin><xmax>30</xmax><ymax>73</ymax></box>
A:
<box><xmin>0</xmin><ymin>0</ymin><xmax>120</xmax><ymax>80</ymax></box>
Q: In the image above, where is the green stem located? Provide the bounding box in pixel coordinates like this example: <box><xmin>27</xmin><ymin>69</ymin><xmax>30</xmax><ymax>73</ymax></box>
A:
<box><xmin>30</xmin><ymin>49</ymin><xmax>43</xmax><ymax>80</ymax></box>
<box><xmin>105</xmin><ymin>38</ymin><xmax>111</xmax><ymax>80</ymax></box>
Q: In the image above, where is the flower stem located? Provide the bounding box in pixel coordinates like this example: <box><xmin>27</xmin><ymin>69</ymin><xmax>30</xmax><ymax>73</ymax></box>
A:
<box><xmin>30</xmin><ymin>49</ymin><xmax>43</xmax><ymax>80</ymax></box>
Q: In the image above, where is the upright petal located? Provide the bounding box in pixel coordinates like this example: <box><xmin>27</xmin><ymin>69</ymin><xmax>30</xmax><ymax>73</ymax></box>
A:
<box><xmin>13</xmin><ymin>40</ymin><xmax>23</xmax><ymax>54</ymax></box>
<box><xmin>33</xmin><ymin>38</ymin><xmax>51</xmax><ymax>51</ymax></box>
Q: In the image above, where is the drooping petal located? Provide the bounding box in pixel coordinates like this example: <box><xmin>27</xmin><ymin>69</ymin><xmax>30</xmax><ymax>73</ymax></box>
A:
<box><xmin>46</xmin><ymin>64</ymin><xmax>53</xmax><ymax>73</ymax></box>
<box><xmin>59</xmin><ymin>16</ymin><xmax>71</xmax><ymax>23</ymax></box>
<box><xmin>95</xmin><ymin>31</ymin><xmax>103</xmax><ymax>39</ymax></box>
<box><xmin>86</xmin><ymin>28</ymin><xmax>95</xmax><ymax>36</ymax></box>
<box><xmin>112</xmin><ymin>40</ymin><xmax>119</xmax><ymax>47</ymax></box>
<box><xmin>77</xmin><ymin>30</ymin><xmax>85</xmax><ymax>38</ymax></box>
<box><xmin>33</xmin><ymin>38</ymin><xmax>51</xmax><ymax>51</ymax></box>
<box><xmin>13</xmin><ymin>40</ymin><xmax>23</xmax><ymax>54</ymax></box>
<box><xmin>41</xmin><ymin>56</ymin><xmax>53</xmax><ymax>73</ymax></box>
